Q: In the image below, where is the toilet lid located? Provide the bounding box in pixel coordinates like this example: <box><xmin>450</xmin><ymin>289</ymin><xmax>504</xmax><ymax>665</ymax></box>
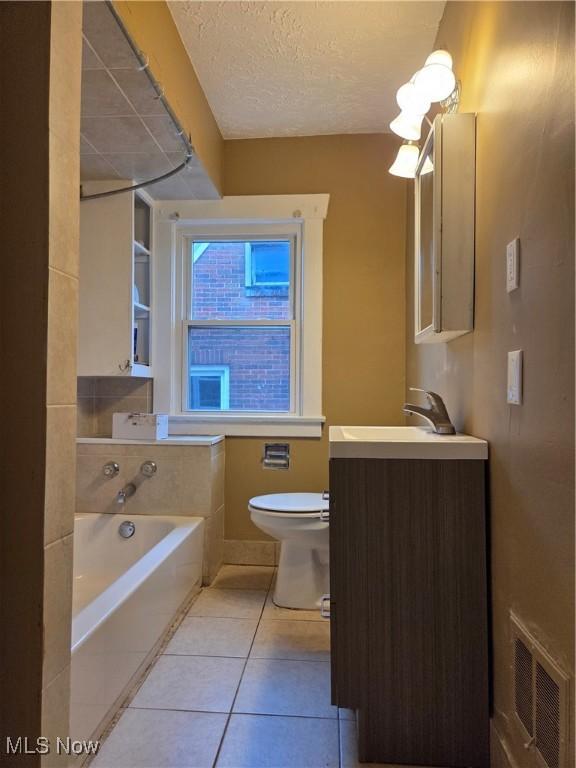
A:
<box><xmin>249</xmin><ymin>493</ymin><xmax>328</xmax><ymax>514</ymax></box>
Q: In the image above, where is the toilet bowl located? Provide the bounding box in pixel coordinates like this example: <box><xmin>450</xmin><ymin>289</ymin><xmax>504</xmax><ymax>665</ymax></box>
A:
<box><xmin>249</xmin><ymin>493</ymin><xmax>329</xmax><ymax>611</ymax></box>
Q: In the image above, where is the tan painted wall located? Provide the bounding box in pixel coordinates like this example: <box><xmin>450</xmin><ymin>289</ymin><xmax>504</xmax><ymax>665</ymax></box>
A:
<box><xmin>112</xmin><ymin>0</ymin><xmax>223</xmax><ymax>193</ymax></box>
<box><xmin>405</xmin><ymin>2</ymin><xmax>575</xmax><ymax>763</ymax></box>
<box><xmin>223</xmin><ymin>135</ymin><xmax>407</xmax><ymax>540</ymax></box>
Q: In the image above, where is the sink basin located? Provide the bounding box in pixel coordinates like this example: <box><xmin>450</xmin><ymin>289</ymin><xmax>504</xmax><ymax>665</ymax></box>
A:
<box><xmin>329</xmin><ymin>425</ymin><xmax>488</xmax><ymax>460</ymax></box>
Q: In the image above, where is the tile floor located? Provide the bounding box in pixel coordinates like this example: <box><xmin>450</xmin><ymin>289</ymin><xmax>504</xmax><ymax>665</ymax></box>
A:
<box><xmin>91</xmin><ymin>565</ymin><xmax>384</xmax><ymax>768</ymax></box>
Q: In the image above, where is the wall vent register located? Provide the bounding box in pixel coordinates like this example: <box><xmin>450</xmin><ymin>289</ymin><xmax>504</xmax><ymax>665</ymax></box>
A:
<box><xmin>511</xmin><ymin>612</ymin><xmax>570</xmax><ymax>768</ymax></box>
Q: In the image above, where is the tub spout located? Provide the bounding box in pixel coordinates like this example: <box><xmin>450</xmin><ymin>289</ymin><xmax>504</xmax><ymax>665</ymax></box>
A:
<box><xmin>116</xmin><ymin>483</ymin><xmax>136</xmax><ymax>505</ymax></box>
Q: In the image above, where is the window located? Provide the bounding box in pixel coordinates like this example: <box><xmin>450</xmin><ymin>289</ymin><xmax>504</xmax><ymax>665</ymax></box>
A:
<box><xmin>189</xmin><ymin>365</ymin><xmax>229</xmax><ymax>410</ymax></box>
<box><xmin>154</xmin><ymin>194</ymin><xmax>329</xmax><ymax>436</ymax></box>
<box><xmin>185</xmin><ymin>234</ymin><xmax>295</xmax><ymax>413</ymax></box>
<box><xmin>245</xmin><ymin>242</ymin><xmax>290</xmax><ymax>288</ymax></box>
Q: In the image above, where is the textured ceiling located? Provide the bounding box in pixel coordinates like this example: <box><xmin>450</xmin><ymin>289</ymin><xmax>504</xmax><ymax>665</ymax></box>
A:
<box><xmin>169</xmin><ymin>1</ymin><xmax>445</xmax><ymax>139</ymax></box>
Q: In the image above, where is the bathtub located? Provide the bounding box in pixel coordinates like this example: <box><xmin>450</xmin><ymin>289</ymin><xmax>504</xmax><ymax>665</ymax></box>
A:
<box><xmin>70</xmin><ymin>513</ymin><xmax>204</xmax><ymax>743</ymax></box>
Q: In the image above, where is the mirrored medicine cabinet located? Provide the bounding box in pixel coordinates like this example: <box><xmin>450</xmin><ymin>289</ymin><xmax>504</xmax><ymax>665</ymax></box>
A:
<box><xmin>414</xmin><ymin>112</ymin><xmax>476</xmax><ymax>343</ymax></box>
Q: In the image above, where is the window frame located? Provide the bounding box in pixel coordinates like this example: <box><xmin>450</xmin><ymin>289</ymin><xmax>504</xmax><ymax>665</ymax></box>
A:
<box><xmin>181</xmin><ymin>225</ymin><xmax>301</xmax><ymax>416</ymax></box>
<box><xmin>152</xmin><ymin>194</ymin><xmax>329</xmax><ymax>437</ymax></box>
<box><xmin>188</xmin><ymin>365</ymin><xmax>230</xmax><ymax>410</ymax></box>
<box><xmin>244</xmin><ymin>242</ymin><xmax>291</xmax><ymax>288</ymax></box>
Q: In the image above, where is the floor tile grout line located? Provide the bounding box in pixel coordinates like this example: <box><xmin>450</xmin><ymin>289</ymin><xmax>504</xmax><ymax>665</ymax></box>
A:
<box><xmin>210</xmin><ymin>571</ymin><xmax>276</xmax><ymax>768</ymax></box>
<box><xmin>161</xmin><ymin>652</ymin><xmax>330</xmax><ymax>663</ymax></box>
<box><xmin>125</xmin><ymin>705</ymin><xmax>338</xmax><ymax>721</ymax></box>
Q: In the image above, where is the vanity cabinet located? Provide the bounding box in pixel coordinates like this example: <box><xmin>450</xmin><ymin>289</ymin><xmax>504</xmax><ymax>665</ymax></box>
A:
<box><xmin>79</xmin><ymin>183</ymin><xmax>153</xmax><ymax>377</ymax></box>
<box><xmin>329</xmin><ymin>454</ymin><xmax>489</xmax><ymax>767</ymax></box>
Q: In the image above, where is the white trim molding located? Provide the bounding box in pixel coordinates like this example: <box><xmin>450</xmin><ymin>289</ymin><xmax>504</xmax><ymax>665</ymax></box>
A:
<box><xmin>153</xmin><ymin>194</ymin><xmax>329</xmax><ymax>438</ymax></box>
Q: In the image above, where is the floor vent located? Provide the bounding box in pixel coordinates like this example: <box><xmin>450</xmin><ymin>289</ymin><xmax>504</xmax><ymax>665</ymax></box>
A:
<box><xmin>511</xmin><ymin>613</ymin><xmax>570</xmax><ymax>768</ymax></box>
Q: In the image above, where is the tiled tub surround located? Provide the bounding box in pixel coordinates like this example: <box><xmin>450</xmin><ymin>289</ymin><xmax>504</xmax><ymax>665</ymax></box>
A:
<box><xmin>77</xmin><ymin>377</ymin><xmax>153</xmax><ymax>438</ymax></box>
<box><xmin>90</xmin><ymin>565</ymin><xmax>372</xmax><ymax>768</ymax></box>
<box><xmin>71</xmin><ymin>513</ymin><xmax>204</xmax><ymax>744</ymax></box>
<box><xmin>76</xmin><ymin>436</ymin><xmax>225</xmax><ymax>583</ymax></box>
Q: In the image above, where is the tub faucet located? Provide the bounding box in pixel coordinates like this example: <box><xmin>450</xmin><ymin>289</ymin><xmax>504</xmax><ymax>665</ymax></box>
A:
<box><xmin>403</xmin><ymin>388</ymin><xmax>456</xmax><ymax>435</ymax></box>
<box><xmin>116</xmin><ymin>483</ymin><xmax>136</xmax><ymax>505</ymax></box>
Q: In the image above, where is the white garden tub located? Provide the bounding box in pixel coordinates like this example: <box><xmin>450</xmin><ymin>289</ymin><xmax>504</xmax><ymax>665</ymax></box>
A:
<box><xmin>70</xmin><ymin>513</ymin><xmax>204</xmax><ymax>742</ymax></box>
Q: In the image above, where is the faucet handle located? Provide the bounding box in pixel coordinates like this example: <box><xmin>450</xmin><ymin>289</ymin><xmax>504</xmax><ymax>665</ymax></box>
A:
<box><xmin>408</xmin><ymin>387</ymin><xmax>434</xmax><ymax>405</ymax></box>
<box><xmin>140</xmin><ymin>460</ymin><xmax>157</xmax><ymax>478</ymax></box>
<box><xmin>409</xmin><ymin>387</ymin><xmax>443</xmax><ymax>407</ymax></box>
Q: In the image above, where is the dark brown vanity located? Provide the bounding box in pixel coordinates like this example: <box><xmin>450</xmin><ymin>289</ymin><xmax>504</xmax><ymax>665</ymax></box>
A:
<box><xmin>328</xmin><ymin>426</ymin><xmax>490</xmax><ymax>768</ymax></box>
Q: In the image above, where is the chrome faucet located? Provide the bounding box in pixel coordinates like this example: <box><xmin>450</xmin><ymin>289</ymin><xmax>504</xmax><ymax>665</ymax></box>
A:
<box><xmin>116</xmin><ymin>483</ymin><xmax>136</xmax><ymax>505</ymax></box>
<box><xmin>403</xmin><ymin>388</ymin><xmax>456</xmax><ymax>435</ymax></box>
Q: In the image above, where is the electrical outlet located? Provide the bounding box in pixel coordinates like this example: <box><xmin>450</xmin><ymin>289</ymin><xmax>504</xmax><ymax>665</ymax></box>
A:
<box><xmin>506</xmin><ymin>238</ymin><xmax>520</xmax><ymax>293</ymax></box>
<box><xmin>507</xmin><ymin>350</ymin><xmax>523</xmax><ymax>404</ymax></box>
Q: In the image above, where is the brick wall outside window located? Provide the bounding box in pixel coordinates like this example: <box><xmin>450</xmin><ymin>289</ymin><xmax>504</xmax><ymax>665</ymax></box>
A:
<box><xmin>192</xmin><ymin>242</ymin><xmax>290</xmax><ymax>320</ymax></box>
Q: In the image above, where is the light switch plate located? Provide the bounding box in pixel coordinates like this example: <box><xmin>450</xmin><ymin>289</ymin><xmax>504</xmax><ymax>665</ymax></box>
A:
<box><xmin>507</xmin><ymin>350</ymin><xmax>523</xmax><ymax>404</ymax></box>
<box><xmin>506</xmin><ymin>238</ymin><xmax>520</xmax><ymax>293</ymax></box>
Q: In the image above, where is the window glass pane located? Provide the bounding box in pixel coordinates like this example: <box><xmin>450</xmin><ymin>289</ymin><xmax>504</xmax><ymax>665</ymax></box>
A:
<box><xmin>251</xmin><ymin>242</ymin><xmax>290</xmax><ymax>285</ymax></box>
<box><xmin>191</xmin><ymin>240</ymin><xmax>292</xmax><ymax>320</ymax></box>
<box><xmin>191</xmin><ymin>376</ymin><xmax>221</xmax><ymax>410</ymax></box>
<box><xmin>187</xmin><ymin>327</ymin><xmax>290</xmax><ymax>412</ymax></box>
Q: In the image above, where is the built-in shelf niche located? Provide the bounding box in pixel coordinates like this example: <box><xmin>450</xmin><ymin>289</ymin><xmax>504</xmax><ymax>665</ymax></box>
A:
<box><xmin>132</xmin><ymin>194</ymin><xmax>152</xmax><ymax>369</ymax></box>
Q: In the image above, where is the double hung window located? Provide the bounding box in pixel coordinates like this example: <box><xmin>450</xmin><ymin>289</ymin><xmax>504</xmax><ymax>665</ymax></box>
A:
<box><xmin>182</xmin><ymin>226</ymin><xmax>299</xmax><ymax>414</ymax></box>
<box><xmin>154</xmin><ymin>195</ymin><xmax>328</xmax><ymax>436</ymax></box>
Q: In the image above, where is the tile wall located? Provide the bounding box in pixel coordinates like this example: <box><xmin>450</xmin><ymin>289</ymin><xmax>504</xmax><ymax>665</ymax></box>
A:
<box><xmin>76</xmin><ymin>440</ymin><xmax>225</xmax><ymax>584</ymax></box>
<box><xmin>77</xmin><ymin>377</ymin><xmax>153</xmax><ymax>437</ymax></box>
<box><xmin>42</xmin><ymin>3</ymin><xmax>83</xmax><ymax>765</ymax></box>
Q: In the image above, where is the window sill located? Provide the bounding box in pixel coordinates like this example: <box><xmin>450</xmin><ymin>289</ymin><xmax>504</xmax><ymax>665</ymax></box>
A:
<box><xmin>169</xmin><ymin>414</ymin><xmax>325</xmax><ymax>438</ymax></box>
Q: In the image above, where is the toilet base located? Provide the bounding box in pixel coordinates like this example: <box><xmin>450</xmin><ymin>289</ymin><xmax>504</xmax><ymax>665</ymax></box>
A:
<box><xmin>273</xmin><ymin>541</ymin><xmax>329</xmax><ymax>610</ymax></box>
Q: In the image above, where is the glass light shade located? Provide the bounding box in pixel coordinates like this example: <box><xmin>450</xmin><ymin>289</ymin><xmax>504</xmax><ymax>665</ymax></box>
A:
<box><xmin>389</xmin><ymin>143</ymin><xmax>420</xmax><ymax>178</ymax></box>
<box><xmin>396</xmin><ymin>82</ymin><xmax>431</xmax><ymax>116</ymax></box>
<box><xmin>424</xmin><ymin>49</ymin><xmax>453</xmax><ymax>69</ymax></box>
<box><xmin>389</xmin><ymin>111</ymin><xmax>424</xmax><ymax>141</ymax></box>
<box><xmin>413</xmin><ymin>62</ymin><xmax>456</xmax><ymax>102</ymax></box>
<box><xmin>420</xmin><ymin>155</ymin><xmax>434</xmax><ymax>175</ymax></box>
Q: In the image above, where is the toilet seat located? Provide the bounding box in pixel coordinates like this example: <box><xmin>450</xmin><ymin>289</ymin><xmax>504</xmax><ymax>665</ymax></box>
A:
<box><xmin>248</xmin><ymin>493</ymin><xmax>328</xmax><ymax>519</ymax></box>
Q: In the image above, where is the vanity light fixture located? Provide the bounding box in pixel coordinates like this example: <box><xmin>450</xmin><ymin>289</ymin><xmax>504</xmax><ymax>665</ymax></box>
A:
<box><xmin>396</xmin><ymin>81</ymin><xmax>431</xmax><ymax>115</ymax></box>
<box><xmin>390</xmin><ymin>81</ymin><xmax>430</xmax><ymax>140</ymax></box>
<box><xmin>390</xmin><ymin>111</ymin><xmax>425</xmax><ymax>141</ymax></box>
<box><xmin>413</xmin><ymin>50</ymin><xmax>456</xmax><ymax>103</ymax></box>
<box><xmin>388</xmin><ymin>141</ymin><xmax>421</xmax><ymax>178</ymax></box>
<box><xmin>420</xmin><ymin>155</ymin><xmax>434</xmax><ymax>175</ymax></box>
<box><xmin>388</xmin><ymin>49</ymin><xmax>458</xmax><ymax>178</ymax></box>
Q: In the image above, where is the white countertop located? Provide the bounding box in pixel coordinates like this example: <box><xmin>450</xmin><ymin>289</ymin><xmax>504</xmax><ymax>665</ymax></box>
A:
<box><xmin>329</xmin><ymin>426</ymin><xmax>488</xmax><ymax>460</ymax></box>
<box><xmin>77</xmin><ymin>436</ymin><xmax>225</xmax><ymax>447</ymax></box>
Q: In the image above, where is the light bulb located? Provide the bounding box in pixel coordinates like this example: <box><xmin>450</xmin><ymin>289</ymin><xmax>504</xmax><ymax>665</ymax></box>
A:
<box><xmin>413</xmin><ymin>62</ymin><xmax>456</xmax><ymax>102</ymax></box>
<box><xmin>396</xmin><ymin>82</ymin><xmax>431</xmax><ymax>116</ymax></box>
<box><xmin>424</xmin><ymin>49</ymin><xmax>453</xmax><ymax>69</ymax></box>
<box><xmin>389</xmin><ymin>142</ymin><xmax>420</xmax><ymax>178</ymax></box>
<box><xmin>389</xmin><ymin>111</ymin><xmax>424</xmax><ymax>141</ymax></box>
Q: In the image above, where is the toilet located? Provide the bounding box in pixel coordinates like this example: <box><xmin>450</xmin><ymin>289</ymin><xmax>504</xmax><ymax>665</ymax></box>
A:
<box><xmin>249</xmin><ymin>493</ymin><xmax>329</xmax><ymax>611</ymax></box>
